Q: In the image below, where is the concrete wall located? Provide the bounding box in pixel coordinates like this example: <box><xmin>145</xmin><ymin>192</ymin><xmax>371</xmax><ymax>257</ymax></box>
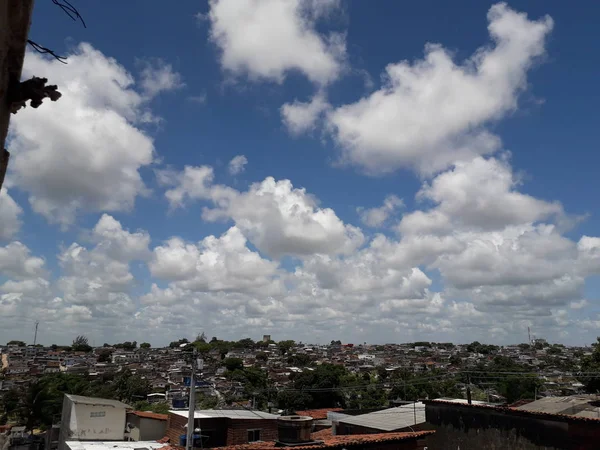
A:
<box><xmin>69</xmin><ymin>403</ymin><xmax>125</xmax><ymax>441</ymax></box>
<box><xmin>138</xmin><ymin>417</ymin><xmax>167</xmax><ymax>441</ymax></box>
<box><xmin>425</xmin><ymin>402</ymin><xmax>600</xmax><ymax>450</ymax></box>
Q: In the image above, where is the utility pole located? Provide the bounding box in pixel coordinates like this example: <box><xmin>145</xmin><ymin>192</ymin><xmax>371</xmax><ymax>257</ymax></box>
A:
<box><xmin>186</xmin><ymin>347</ymin><xmax>197</xmax><ymax>450</ymax></box>
<box><xmin>0</xmin><ymin>0</ymin><xmax>35</xmax><ymax>190</ymax></box>
<box><xmin>413</xmin><ymin>401</ymin><xmax>417</xmax><ymax>425</ymax></box>
<box><xmin>466</xmin><ymin>374</ymin><xmax>472</xmax><ymax>405</ymax></box>
<box><xmin>33</xmin><ymin>320</ymin><xmax>39</xmax><ymax>345</ymax></box>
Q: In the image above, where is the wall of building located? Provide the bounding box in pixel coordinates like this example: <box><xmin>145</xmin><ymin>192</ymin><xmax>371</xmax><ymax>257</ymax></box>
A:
<box><xmin>425</xmin><ymin>402</ymin><xmax>600</xmax><ymax>450</ymax></box>
<box><xmin>138</xmin><ymin>417</ymin><xmax>167</xmax><ymax>441</ymax></box>
<box><xmin>68</xmin><ymin>403</ymin><xmax>126</xmax><ymax>441</ymax></box>
<box><xmin>226</xmin><ymin>419</ymin><xmax>278</xmax><ymax>446</ymax></box>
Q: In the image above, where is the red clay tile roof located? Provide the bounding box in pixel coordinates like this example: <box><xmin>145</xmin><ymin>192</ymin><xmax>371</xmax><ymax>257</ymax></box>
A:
<box><xmin>424</xmin><ymin>399</ymin><xmax>600</xmax><ymax>424</ymax></box>
<box><xmin>131</xmin><ymin>410</ymin><xmax>168</xmax><ymax>421</ymax></box>
<box><xmin>294</xmin><ymin>408</ymin><xmax>343</xmax><ymax>420</ymax></box>
<box><xmin>211</xmin><ymin>431</ymin><xmax>434</xmax><ymax>450</ymax></box>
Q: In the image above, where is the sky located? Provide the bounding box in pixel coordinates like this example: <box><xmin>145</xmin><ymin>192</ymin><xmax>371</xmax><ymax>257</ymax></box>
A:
<box><xmin>1</xmin><ymin>0</ymin><xmax>600</xmax><ymax>347</ymax></box>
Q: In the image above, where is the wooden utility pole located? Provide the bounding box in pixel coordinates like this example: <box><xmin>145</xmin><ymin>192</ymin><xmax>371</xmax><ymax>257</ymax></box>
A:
<box><xmin>0</xmin><ymin>0</ymin><xmax>35</xmax><ymax>191</ymax></box>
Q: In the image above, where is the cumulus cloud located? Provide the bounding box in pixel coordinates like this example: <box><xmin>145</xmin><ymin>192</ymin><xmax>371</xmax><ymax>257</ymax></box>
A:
<box><xmin>326</xmin><ymin>3</ymin><xmax>553</xmax><ymax>174</ymax></box>
<box><xmin>138</xmin><ymin>58</ymin><xmax>185</xmax><ymax>98</ymax></box>
<box><xmin>281</xmin><ymin>92</ymin><xmax>330</xmax><ymax>135</ymax></box>
<box><xmin>398</xmin><ymin>157</ymin><xmax>564</xmax><ymax>235</ymax></box>
<box><xmin>0</xmin><ymin>188</ymin><xmax>23</xmax><ymax>240</ymax></box>
<box><xmin>163</xmin><ymin>166</ymin><xmax>364</xmax><ymax>258</ymax></box>
<box><xmin>206</xmin><ymin>0</ymin><xmax>345</xmax><ymax>85</ymax></box>
<box><xmin>228</xmin><ymin>155</ymin><xmax>248</xmax><ymax>175</ymax></box>
<box><xmin>8</xmin><ymin>43</ymin><xmax>155</xmax><ymax>226</ymax></box>
<box><xmin>358</xmin><ymin>194</ymin><xmax>403</xmax><ymax>228</ymax></box>
<box><xmin>57</xmin><ymin>214</ymin><xmax>149</xmax><ymax>306</ymax></box>
<box><xmin>0</xmin><ymin>242</ymin><xmax>46</xmax><ymax>279</ymax></box>
<box><xmin>150</xmin><ymin>226</ymin><xmax>281</xmax><ymax>294</ymax></box>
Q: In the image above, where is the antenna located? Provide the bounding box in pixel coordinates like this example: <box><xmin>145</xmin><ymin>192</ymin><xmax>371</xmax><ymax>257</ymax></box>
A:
<box><xmin>33</xmin><ymin>321</ymin><xmax>39</xmax><ymax>346</ymax></box>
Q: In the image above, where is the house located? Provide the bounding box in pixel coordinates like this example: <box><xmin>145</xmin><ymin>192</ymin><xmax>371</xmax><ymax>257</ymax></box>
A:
<box><xmin>424</xmin><ymin>398</ymin><xmax>600</xmax><ymax>449</ymax></box>
<box><xmin>165</xmin><ymin>409</ymin><xmax>279</xmax><ymax>448</ymax></box>
<box><xmin>58</xmin><ymin>394</ymin><xmax>131</xmax><ymax>450</ymax></box>
<box><xmin>125</xmin><ymin>411</ymin><xmax>168</xmax><ymax>441</ymax></box>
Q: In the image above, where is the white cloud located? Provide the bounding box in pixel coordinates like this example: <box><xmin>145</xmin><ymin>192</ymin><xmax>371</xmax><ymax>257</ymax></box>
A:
<box><xmin>160</xmin><ymin>165</ymin><xmax>215</xmax><ymax>209</ymax></box>
<box><xmin>358</xmin><ymin>194</ymin><xmax>403</xmax><ymax>228</ymax></box>
<box><xmin>281</xmin><ymin>92</ymin><xmax>330</xmax><ymax>135</ymax></box>
<box><xmin>202</xmin><ymin>177</ymin><xmax>364</xmax><ymax>258</ymax></box>
<box><xmin>206</xmin><ymin>0</ymin><xmax>345</xmax><ymax>85</ymax></box>
<box><xmin>398</xmin><ymin>157</ymin><xmax>563</xmax><ymax>235</ymax></box>
<box><xmin>163</xmin><ymin>166</ymin><xmax>363</xmax><ymax>258</ymax></box>
<box><xmin>57</xmin><ymin>215</ymin><xmax>149</xmax><ymax>306</ymax></box>
<box><xmin>150</xmin><ymin>226</ymin><xmax>281</xmax><ymax>295</ymax></box>
<box><xmin>0</xmin><ymin>242</ymin><xmax>46</xmax><ymax>279</ymax></box>
<box><xmin>326</xmin><ymin>3</ymin><xmax>553</xmax><ymax>174</ymax></box>
<box><xmin>9</xmin><ymin>43</ymin><xmax>155</xmax><ymax>226</ymax></box>
<box><xmin>138</xmin><ymin>58</ymin><xmax>185</xmax><ymax>98</ymax></box>
<box><xmin>0</xmin><ymin>188</ymin><xmax>23</xmax><ymax>240</ymax></box>
<box><xmin>228</xmin><ymin>155</ymin><xmax>248</xmax><ymax>175</ymax></box>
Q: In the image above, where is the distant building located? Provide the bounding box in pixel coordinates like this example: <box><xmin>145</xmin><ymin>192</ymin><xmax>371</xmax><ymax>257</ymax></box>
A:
<box><xmin>262</xmin><ymin>335</ymin><xmax>271</xmax><ymax>343</ymax></box>
<box><xmin>58</xmin><ymin>394</ymin><xmax>131</xmax><ymax>450</ymax></box>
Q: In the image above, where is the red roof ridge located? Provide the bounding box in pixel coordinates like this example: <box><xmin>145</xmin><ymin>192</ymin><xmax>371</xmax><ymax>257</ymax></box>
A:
<box><xmin>131</xmin><ymin>410</ymin><xmax>168</xmax><ymax>420</ymax></box>
<box><xmin>211</xmin><ymin>431</ymin><xmax>434</xmax><ymax>450</ymax></box>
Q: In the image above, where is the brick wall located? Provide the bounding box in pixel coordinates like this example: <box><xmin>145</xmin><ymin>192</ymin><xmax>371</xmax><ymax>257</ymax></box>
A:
<box><xmin>226</xmin><ymin>419</ymin><xmax>278</xmax><ymax>446</ymax></box>
<box><xmin>166</xmin><ymin>414</ymin><xmax>277</xmax><ymax>448</ymax></box>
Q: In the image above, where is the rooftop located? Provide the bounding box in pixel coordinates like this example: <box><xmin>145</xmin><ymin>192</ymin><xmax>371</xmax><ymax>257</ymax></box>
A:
<box><xmin>212</xmin><ymin>429</ymin><xmax>434</xmax><ymax>450</ymax></box>
<box><xmin>336</xmin><ymin>403</ymin><xmax>425</xmax><ymax>431</ymax></box>
<box><xmin>66</xmin><ymin>394</ymin><xmax>131</xmax><ymax>409</ymax></box>
<box><xmin>130</xmin><ymin>411</ymin><xmax>169</xmax><ymax>421</ymax></box>
<box><xmin>169</xmin><ymin>409</ymin><xmax>278</xmax><ymax>420</ymax></box>
<box><xmin>294</xmin><ymin>408</ymin><xmax>343</xmax><ymax>420</ymax></box>
<box><xmin>515</xmin><ymin>395</ymin><xmax>600</xmax><ymax>418</ymax></box>
<box><xmin>65</xmin><ymin>441</ymin><xmax>169</xmax><ymax>450</ymax></box>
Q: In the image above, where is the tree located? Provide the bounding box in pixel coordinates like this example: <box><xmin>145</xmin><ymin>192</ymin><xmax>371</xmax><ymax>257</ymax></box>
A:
<box><xmin>581</xmin><ymin>337</ymin><xmax>600</xmax><ymax>393</ymax></box>
<box><xmin>255</xmin><ymin>352</ymin><xmax>268</xmax><ymax>362</ymax></box>
<box><xmin>278</xmin><ymin>340</ymin><xmax>295</xmax><ymax>356</ymax></box>
<box><xmin>169</xmin><ymin>338</ymin><xmax>189</xmax><ymax>348</ymax></box>
<box><xmin>223</xmin><ymin>358</ymin><xmax>244</xmax><ymax>372</ymax></box>
<box><xmin>234</xmin><ymin>338</ymin><xmax>255</xmax><ymax>349</ymax></box>
<box><xmin>97</xmin><ymin>349</ymin><xmax>112</xmax><ymax>363</ymax></box>
<box><xmin>72</xmin><ymin>335</ymin><xmax>92</xmax><ymax>352</ymax></box>
<box><xmin>113</xmin><ymin>369</ymin><xmax>151</xmax><ymax>404</ymax></box>
<box><xmin>287</xmin><ymin>353</ymin><xmax>312</xmax><ymax>367</ymax></box>
<box><xmin>133</xmin><ymin>400</ymin><xmax>170</xmax><ymax>414</ymax></box>
<box><xmin>196</xmin><ymin>332</ymin><xmax>207</xmax><ymax>343</ymax></box>
<box><xmin>140</xmin><ymin>342</ymin><xmax>151</xmax><ymax>349</ymax></box>
<box><xmin>6</xmin><ymin>341</ymin><xmax>26</xmax><ymax>346</ymax></box>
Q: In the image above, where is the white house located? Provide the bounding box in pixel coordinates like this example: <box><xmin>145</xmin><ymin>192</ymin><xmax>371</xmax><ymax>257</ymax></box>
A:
<box><xmin>58</xmin><ymin>394</ymin><xmax>131</xmax><ymax>450</ymax></box>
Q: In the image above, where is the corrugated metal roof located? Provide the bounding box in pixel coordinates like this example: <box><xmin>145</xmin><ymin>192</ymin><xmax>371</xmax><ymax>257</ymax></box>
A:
<box><xmin>169</xmin><ymin>409</ymin><xmax>278</xmax><ymax>420</ymax></box>
<box><xmin>336</xmin><ymin>403</ymin><xmax>425</xmax><ymax>431</ymax></box>
<box><xmin>65</xmin><ymin>394</ymin><xmax>131</xmax><ymax>409</ymax></box>
<box><xmin>515</xmin><ymin>395</ymin><xmax>600</xmax><ymax>417</ymax></box>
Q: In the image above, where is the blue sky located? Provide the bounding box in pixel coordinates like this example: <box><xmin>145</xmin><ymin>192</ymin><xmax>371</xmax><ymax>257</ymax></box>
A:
<box><xmin>1</xmin><ymin>0</ymin><xmax>600</xmax><ymax>346</ymax></box>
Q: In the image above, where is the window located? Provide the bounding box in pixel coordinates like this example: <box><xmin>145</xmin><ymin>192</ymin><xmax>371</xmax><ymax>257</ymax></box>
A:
<box><xmin>247</xmin><ymin>429</ymin><xmax>261</xmax><ymax>442</ymax></box>
<box><xmin>90</xmin><ymin>411</ymin><xmax>106</xmax><ymax>418</ymax></box>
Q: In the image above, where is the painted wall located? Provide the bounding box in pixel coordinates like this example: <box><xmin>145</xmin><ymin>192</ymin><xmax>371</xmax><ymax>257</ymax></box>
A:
<box><xmin>68</xmin><ymin>403</ymin><xmax>125</xmax><ymax>441</ymax></box>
